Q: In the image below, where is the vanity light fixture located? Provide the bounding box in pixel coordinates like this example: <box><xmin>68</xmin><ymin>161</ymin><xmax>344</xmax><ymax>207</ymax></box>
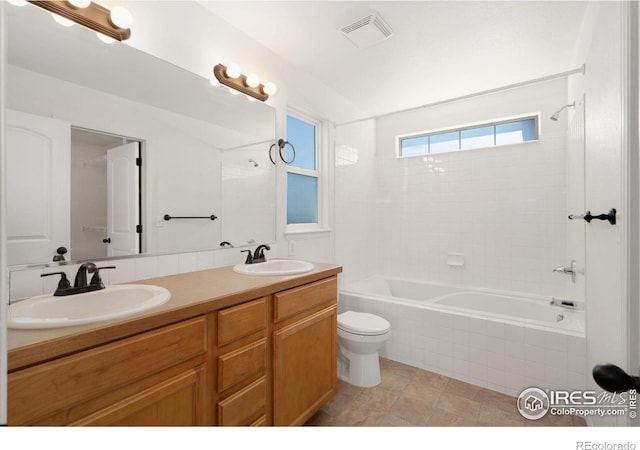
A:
<box><xmin>26</xmin><ymin>1</ymin><xmax>132</xmax><ymax>41</ymax></box>
<box><xmin>213</xmin><ymin>64</ymin><xmax>277</xmax><ymax>102</ymax></box>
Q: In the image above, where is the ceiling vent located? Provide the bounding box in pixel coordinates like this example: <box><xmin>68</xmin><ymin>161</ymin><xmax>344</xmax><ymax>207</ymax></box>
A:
<box><xmin>340</xmin><ymin>12</ymin><xmax>393</xmax><ymax>49</ymax></box>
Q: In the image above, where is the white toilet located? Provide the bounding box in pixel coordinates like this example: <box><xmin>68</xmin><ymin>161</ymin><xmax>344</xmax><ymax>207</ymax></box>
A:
<box><xmin>337</xmin><ymin>310</ymin><xmax>391</xmax><ymax>388</ymax></box>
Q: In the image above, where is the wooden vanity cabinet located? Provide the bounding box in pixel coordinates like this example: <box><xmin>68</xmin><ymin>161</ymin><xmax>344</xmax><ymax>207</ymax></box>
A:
<box><xmin>215</xmin><ymin>297</ymin><xmax>268</xmax><ymax>426</ymax></box>
<box><xmin>272</xmin><ymin>277</ymin><xmax>338</xmax><ymax>426</ymax></box>
<box><xmin>8</xmin><ymin>271</ymin><xmax>340</xmax><ymax>427</ymax></box>
<box><xmin>8</xmin><ymin>316</ymin><xmax>208</xmax><ymax>426</ymax></box>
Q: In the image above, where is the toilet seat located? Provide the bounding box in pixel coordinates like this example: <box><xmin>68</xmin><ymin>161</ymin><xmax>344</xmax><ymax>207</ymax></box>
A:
<box><xmin>337</xmin><ymin>311</ymin><xmax>390</xmax><ymax>336</ymax></box>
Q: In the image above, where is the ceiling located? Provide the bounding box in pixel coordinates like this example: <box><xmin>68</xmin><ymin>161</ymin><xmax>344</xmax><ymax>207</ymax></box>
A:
<box><xmin>200</xmin><ymin>1</ymin><xmax>588</xmax><ymax>119</ymax></box>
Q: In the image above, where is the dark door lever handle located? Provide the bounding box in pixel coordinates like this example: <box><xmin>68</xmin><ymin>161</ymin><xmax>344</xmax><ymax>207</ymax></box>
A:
<box><xmin>593</xmin><ymin>363</ymin><xmax>640</xmax><ymax>393</ymax></box>
<box><xmin>103</xmin><ymin>238</ymin><xmax>111</xmax><ymax>244</ymax></box>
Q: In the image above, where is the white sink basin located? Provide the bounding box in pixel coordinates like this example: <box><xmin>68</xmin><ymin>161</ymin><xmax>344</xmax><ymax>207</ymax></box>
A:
<box><xmin>233</xmin><ymin>259</ymin><xmax>314</xmax><ymax>276</ymax></box>
<box><xmin>8</xmin><ymin>284</ymin><xmax>171</xmax><ymax>329</ymax></box>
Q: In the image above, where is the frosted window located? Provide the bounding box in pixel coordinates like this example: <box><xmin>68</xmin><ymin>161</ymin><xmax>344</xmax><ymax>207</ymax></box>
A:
<box><xmin>287</xmin><ymin>173</ymin><xmax>318</xmax><ymax>224</ymax></box>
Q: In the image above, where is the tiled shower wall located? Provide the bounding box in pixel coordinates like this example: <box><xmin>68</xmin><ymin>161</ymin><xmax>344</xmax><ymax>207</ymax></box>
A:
<box><xmin>372</xmin><ymin>78</ymin><xmax>571</xmax><ymax>297</ymax></box>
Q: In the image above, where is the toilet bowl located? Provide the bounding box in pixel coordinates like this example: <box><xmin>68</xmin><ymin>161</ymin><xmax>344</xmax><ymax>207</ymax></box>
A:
<box><xmin>337</xmin><ymin>310</ymin><xmax>391</xmax><ymax>388</ymax></box>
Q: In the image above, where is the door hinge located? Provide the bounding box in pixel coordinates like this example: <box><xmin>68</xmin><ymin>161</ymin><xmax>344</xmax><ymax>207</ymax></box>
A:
<box><xmin>136</xmin><ymin>157</ymin><xmax>142</xmax><ymax>166</ymax></box>
<box><xmin>136</xmin><ymin>224</ymin><xmax>142</xmax><ymax>233</ymax></box>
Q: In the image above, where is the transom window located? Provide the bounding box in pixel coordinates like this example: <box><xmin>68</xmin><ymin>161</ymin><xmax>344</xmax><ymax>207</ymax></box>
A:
<box><xmin>398</xmin><ymin>116</ymin><xmax>539</xmax><ymax>157</ymax></box>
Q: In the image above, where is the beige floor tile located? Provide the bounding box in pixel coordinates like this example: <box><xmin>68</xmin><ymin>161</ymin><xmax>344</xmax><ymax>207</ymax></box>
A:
<box><xmin>357</xmin><ymin>386</ymin><xmax>400</xmax><ymax>412</ymax></box>
<box><xmin>436</xmin><ymin>392</ymin><xmax>482</xmax><ymax>421</ymax></box>
<box><xmin>310</xmin><ymin>357</ymin><xmax>586</xmax><ymax>427</ymax></box>
<box><xmin>377</xmin><ymin>413</ymin><xmax>418</xmax><ymax>426</ymax></box>
<box><xmin>444</xmin><ymin>379</ymin><xmax>486</xmax><ymax>401</ymax></box>
<box><xmin>399</xmin><ymin>381</ymin><xmax>443</xmax><ymax>409</ymax></box>
<box><xmin>333</xmin><ymin>399</ymin><xmax>387</xmax><ymax>426</ymax></box>
<box><xmin>476</xmin><ymin>404</ymin><xmax>530</xmax><ymax>426</ymax></box>
<box><xmin>388</xmin><ymin>395</ymin><xmax>435</xmax><ymax>425</ymax></box>
<box><xmin>378</xmin><ymin>371</ymin><xmax>413</xmax><ymax>392</ymax></box>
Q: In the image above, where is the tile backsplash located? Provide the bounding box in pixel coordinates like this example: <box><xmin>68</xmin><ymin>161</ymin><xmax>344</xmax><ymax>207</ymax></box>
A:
<box><xmin>8</xmin><ymin>245</ymin><xmax>276</xmax><ymax>303</ymax></box>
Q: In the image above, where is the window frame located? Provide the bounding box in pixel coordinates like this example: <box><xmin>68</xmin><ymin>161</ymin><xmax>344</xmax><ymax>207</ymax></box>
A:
<box><xmin>285</xmin><ymin>109</ymin><xmax>325</xmax><ymax>233</ymax></box>
<box><xmin>396</xmin><ymin>114</ymin><xmax>540</xmax><ymax>158</ymax></box>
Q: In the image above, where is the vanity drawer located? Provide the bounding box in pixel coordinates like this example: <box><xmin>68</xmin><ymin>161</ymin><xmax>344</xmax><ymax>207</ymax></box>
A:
<box><xmin>274</xmin><ymin>277</ymin><xmax>337</xmax><ymax>323</ymax></box>
<box><xmin>218</xmin><ymin>377</ymin><xmax>266</xmax><ymax>426</ymax></box>
<box><xmin>218</xmin><ymin>338</ymin><xmax>267</xmax><ymax>392</ymax></box>
<box><xmin>8</xmin><ymin>316</ymin><xmax>207</xmax><ymax>425</ymax></box>
<box><xmin>217</xmin><ymin>297</ymin><xmax>267</xmax><ymax>346</ymax></box>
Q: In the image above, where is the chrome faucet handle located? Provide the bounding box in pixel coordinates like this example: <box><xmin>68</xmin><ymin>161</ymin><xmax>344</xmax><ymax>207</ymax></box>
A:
<box><xmin>552</xmin><ymin>260</ymin><xmax>577</xmax><ymax>283</ymax></box>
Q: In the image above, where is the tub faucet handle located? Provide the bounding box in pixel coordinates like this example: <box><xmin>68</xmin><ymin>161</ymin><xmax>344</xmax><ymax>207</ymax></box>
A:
<box><xmin>552</xmin><ymin>260</ymin><xmax>577</xmax><ymax>283</ymax></box>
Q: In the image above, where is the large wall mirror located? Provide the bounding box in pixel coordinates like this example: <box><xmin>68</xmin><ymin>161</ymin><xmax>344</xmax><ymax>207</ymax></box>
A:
<box><xmin>6</xmin><ymin>4</ymin><xmax>277</xmax><ymax>267</ymax></box>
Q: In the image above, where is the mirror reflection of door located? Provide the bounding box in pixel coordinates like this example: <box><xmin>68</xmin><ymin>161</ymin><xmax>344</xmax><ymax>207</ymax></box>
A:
<box><xmin>6</xmin><ymin>110</ymin><xmax>71</xmax><ymax>266</ymax></box>
<box><xmin>106</xmin><ymin>142</ymin><xmax>140</xmax><ymax>257</ymax></box>
<box><xmin>70</xmin><ymin>128</ymin><xmax>142</xmax><ymax>261</ymax></box>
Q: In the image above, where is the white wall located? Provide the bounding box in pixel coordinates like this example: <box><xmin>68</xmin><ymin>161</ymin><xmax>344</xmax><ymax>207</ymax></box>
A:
<box><xmin>372</xmin><ymin>79</ymin><xmax>569</xmax><ymax>296</ymax></box>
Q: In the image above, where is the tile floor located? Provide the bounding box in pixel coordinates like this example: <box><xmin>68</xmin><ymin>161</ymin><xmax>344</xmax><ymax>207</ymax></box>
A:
<box><xmin>307</xmin><ymin>358</ymin><xmax>586</xmax><ymax>426</ymax></box>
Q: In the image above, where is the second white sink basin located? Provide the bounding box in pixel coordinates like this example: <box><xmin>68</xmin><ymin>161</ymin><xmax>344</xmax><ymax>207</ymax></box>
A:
<box><xmin>8</xmin><ymin>284</ymin><xmax>171</xmax><ymax>329</ymax></box>
<box><xmin>233</xmin><ymin>259</ymin><xmax>314</xmax><ymax>276</ymax></box>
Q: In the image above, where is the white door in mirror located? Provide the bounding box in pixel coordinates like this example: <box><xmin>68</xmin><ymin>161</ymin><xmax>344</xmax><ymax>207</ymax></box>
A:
<box><xmin>8</xmin><ymin>284</ymin><xmax>170</xmax><ymax>329</ymax></box>
<box><xmin>233</xmin><ymin>260</ymin><xmax>313</xmax><ymax>276</ymax></box>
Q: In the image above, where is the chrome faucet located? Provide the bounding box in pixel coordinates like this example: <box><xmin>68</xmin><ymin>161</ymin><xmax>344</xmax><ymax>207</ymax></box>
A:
<box><xmin>552</xmin><ymin>260</ymin><xmax>577</xmax><ymax>283</ymax></box>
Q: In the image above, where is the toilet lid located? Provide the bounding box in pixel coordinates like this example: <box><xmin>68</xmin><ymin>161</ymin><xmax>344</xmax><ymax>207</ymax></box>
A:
<box><xmin>337</xmin><ymin>311</ymin><xmax>391</xmax><ymax>336</ymax></box>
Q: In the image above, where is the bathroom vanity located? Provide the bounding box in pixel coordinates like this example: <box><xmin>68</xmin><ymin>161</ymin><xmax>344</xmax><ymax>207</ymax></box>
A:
<box><xmin>6</xmin><ymin>262</ymin><xmax>341</xmax><ymax>426</ymax></box>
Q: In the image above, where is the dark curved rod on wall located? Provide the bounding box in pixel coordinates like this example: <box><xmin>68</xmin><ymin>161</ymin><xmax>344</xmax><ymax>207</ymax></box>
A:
<box><xmin>163</xmin><ymin>214</ymin><xmax>218</xmax><ymax>221</ymax></box>
<box><xmin>269</xmin><ymin>139</ymin><xmax>296</xmax><ymax>165</ymax></box>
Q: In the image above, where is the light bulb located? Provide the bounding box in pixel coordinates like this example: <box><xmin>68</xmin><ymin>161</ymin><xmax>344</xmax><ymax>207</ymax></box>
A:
<box><xmin>245</xmin><ymin>74</ymin><xmax>260</xmax><ymax>88</ymax></box>
<box><xmin>262</xmin><ymin>82</ymin><xmax>277</xmax><ymax>96</ymax></box>
<box><xmin>7</xmin><ymin>0</ymin><xmax>28</xmax><ymax>6</ymax></box>
<box><xmin>96</xmin><ymin>32</ymin><xmax>115</xmax><ymax>44</ymax></box>
<box><xmin>225</xmin><ymin>63</ymin><xmax>242</xmax><ymax>79</ymax></box>
<box><xmin>68</xmin><ymin>0</ymin><xmax>91</xmax><ymax>8</ymax></box>
<box><xmin>110</xmin><ymin>6</ymin><xmax>133</xmax><ymax>29</ymax></box>
<box><xmin>228</xmin><ymin>87</ymin><xmax>240</xmax><ymax>96</ymax></box>
<box><xmin>52</xmin><ymin>13</ymin><xmax>75</xmax><ymax>27</ymax></box>
<box><xmin>210</xmin><ymin>79</ymin><xmax>220</xmax><ymax>88</ymax></box>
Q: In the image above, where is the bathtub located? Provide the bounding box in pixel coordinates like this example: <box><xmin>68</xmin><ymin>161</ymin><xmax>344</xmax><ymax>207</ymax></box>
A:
<box><xmin>339</xmin><ymin>277</ymin><xmax>588</xmax><ymax>397</ymax></box>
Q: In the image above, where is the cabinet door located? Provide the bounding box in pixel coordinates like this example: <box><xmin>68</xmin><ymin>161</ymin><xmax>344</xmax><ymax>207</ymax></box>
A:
<box><xmin>72</xmin><ymin>368</ymin><xmax>206</xmax><ymax>426</ymax></box>
<box><xmin>273</xmin><ymin>305</ymin><xmax>337</xmax><ymax>426</ymax></box>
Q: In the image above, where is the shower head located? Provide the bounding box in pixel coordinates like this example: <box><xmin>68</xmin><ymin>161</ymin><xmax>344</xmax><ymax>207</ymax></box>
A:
<box><xmin>550</xmin><ymin>101</ymin><xmax>576</xmax><ymax>121</ymax></box>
